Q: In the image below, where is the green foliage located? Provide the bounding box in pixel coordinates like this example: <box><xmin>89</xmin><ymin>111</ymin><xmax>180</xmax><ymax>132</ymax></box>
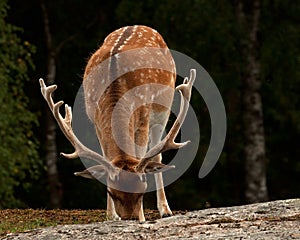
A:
<box><xmin>0</xmin><ymin>0</ymin><xmax>40</xmax><ymax>208</ymax></box>
<box><xmin>4</xmin><ymin>0</ymin><xmax>300</xmax><ymax>209</ymax></box>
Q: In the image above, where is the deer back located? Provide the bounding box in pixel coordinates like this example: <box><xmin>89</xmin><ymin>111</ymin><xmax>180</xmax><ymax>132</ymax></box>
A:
<box><xmin>82</xmin><ymin>25</ymin><xmax>176</xmax><ymax>161</ymax></box>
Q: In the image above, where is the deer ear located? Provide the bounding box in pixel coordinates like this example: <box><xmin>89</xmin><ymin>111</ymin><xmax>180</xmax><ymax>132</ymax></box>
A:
<box><xmin>74</xmin><ymin>165</ymin><xmax>107</xmax><ymax>180</ymax></box>
<box><xmin>144</xmin><ymin>161</ymin><xmax>175</xmax><ymax>173</ymax></box>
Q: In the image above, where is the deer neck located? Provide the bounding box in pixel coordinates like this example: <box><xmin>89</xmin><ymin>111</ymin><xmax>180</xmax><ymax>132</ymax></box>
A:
<box><xmin>94</xmin><ymin>79</ymin><xmax>137</xmax><ymax>161</ymax></box>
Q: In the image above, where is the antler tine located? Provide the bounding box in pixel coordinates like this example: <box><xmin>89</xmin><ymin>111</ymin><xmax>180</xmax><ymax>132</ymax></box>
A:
<box><xmin>136</xmin><ymin>69</ymin><xmax>196</xmax><ymax>172</ymax></box>
<box><xmin>39</xmin><ymin>78</ymin><xmax>77</xmax><ymax>157</ymax></box>
<box><xmin>39</xmin><ymin>78</ymin><xmax>118</xmax><ymax>177</ymax></box>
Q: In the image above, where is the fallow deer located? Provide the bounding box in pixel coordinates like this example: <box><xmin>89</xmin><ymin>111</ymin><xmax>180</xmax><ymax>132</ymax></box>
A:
<box><xmin>39</xmin><ymin>25</ymin><xmax>195</xmax><ymax>222</ymax></box>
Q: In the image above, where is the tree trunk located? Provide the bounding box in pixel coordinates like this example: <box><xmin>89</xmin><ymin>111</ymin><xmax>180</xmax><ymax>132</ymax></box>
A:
<box><xmin>40</xmin><ymin>0</ymin><xmax>63</xmax><ymax>208</ymax></box>
<box><xmin>237</xmin><ymin>0</ymin><xmax>268</xmax><ymax>203</ymax></box>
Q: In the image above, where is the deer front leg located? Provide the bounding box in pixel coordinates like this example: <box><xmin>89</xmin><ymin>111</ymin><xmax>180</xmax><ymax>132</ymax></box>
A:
<box><xmin>149</xmin><ymin>123</ymin><xmax>172</xmax><ymax>217</ymax></box>
<box><xmin>153</xmin><ymin>155</ymin><xmax>172</xmax><ymax>217</ymax></box>
<box><xmin>107</xmin><ymin>192</ymin><xmax>120</xmax><ymax>220</ymax></box>
<box><xmin>138</xmin><ymin>201</ymin><xmax>146</xmax><ymax>223</ymax></box>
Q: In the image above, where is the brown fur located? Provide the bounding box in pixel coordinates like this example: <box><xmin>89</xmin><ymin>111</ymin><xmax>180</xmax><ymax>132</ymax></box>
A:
<box><xmin>82</xmin><ymin>25</ymin><xmax>176</xmax><ymax>221</ymax></box>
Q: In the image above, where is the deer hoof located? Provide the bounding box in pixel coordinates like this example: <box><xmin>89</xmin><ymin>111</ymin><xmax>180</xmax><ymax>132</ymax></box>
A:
<box><xmin>162</xmin><ymin>213</ymin><xmax>172</xmax><ymax>218</ymax></box>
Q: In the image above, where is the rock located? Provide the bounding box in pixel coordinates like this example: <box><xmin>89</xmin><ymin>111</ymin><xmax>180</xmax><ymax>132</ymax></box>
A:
<box><xmin>2</xmin><ymin>199</ymin><xmax>300</xmax><ymax>240</ymax></box>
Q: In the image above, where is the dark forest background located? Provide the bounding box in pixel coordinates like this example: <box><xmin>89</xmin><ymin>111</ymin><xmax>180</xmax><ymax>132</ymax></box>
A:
<box><xmin>0</xmin><ymin>0</ymin><xmax>299</xmax><ymax>210</ymax></box>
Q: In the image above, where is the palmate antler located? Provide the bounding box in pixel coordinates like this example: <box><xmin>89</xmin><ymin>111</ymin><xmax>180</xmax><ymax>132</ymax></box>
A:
<box><xmin>39</xmin><ymin>79</ymin><xmax>119</xmax><ymax>180</ymax></box>
<box><xmin>136</xmin><ymin>69</ymin><xmax>196</xmax><ymax>172</ymax></box>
